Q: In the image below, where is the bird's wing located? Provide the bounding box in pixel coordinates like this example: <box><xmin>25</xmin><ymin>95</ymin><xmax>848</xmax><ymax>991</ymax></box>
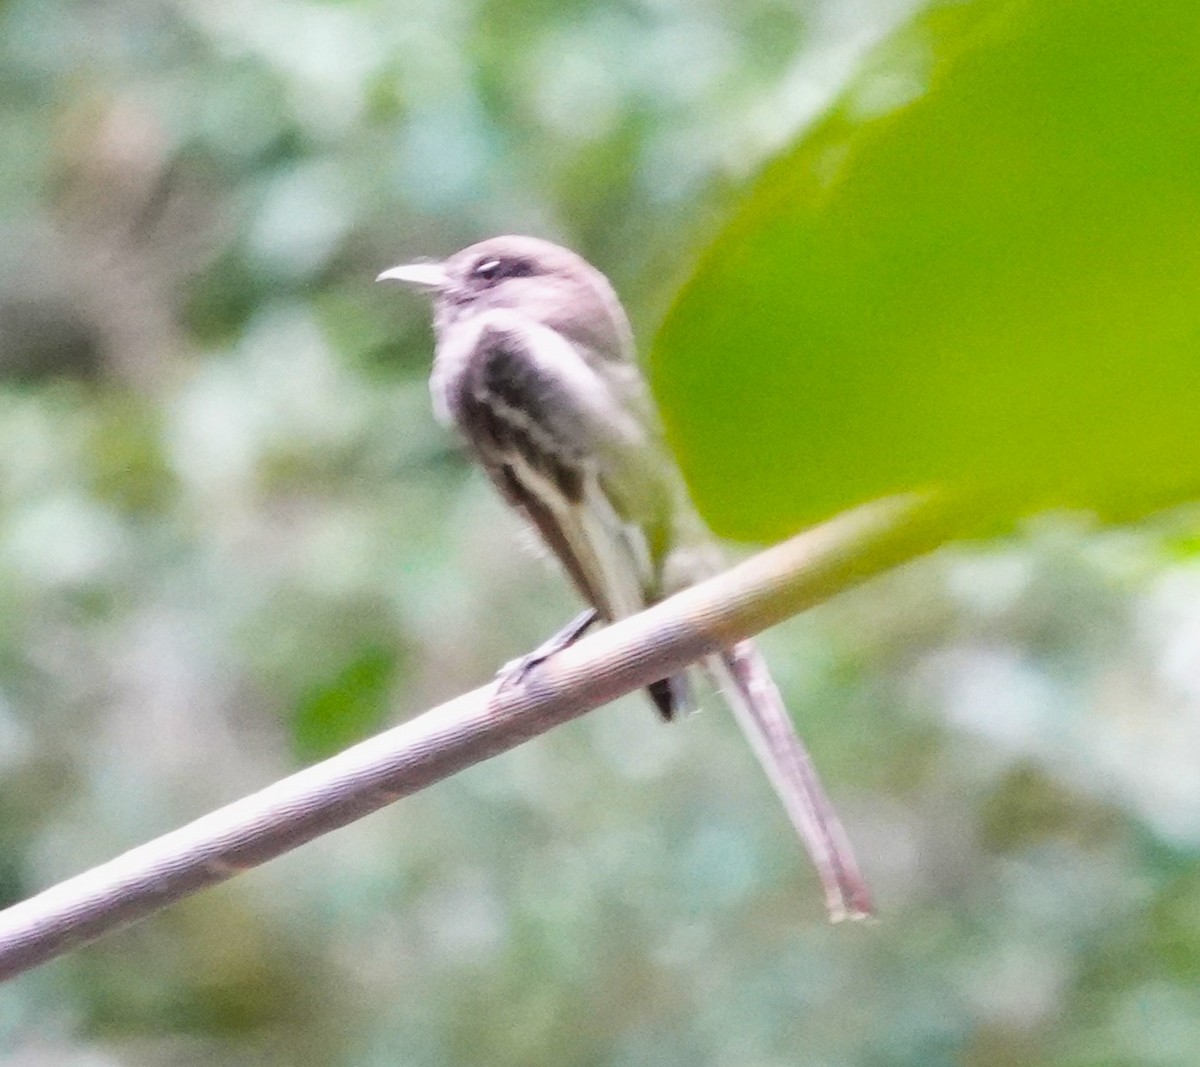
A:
<box><xmin>452</xmin><ymin>319</ymin><xmax>642</xmax><ymax>617</ymax></box>
<box><xmin>451</xmin><ymin>318</ymin><xmax>684</xmax><ymax>718</ymax></box>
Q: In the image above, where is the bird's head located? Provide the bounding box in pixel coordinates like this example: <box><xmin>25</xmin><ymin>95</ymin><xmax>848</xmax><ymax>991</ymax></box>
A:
<box><xmin>377</xmin><ymin>235</ymin><xmax>634</xmax><ymax>360</ymax></box>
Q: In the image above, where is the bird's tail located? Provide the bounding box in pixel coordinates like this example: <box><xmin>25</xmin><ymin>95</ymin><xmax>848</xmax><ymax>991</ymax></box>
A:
<box><xmin>647</xmin><ymin>672</ymin><xmax>691</xmax><ymax>722</ymax></box>
<box><xmin>705</xmin><ymin>641</ymin><xmax>872</xmax><ymax>922</ymax></box>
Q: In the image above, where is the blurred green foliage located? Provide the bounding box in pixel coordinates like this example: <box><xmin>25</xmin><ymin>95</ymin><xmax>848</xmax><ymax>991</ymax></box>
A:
<box><xmin>656</xmin><ymin>0</ymin><xmax>1200</xmax><ymax>541</ymax></box>
<box><xmin>1</xmin><ymin>1</ymin><xmax>1200</xmax><ymax>1066</ymax></box>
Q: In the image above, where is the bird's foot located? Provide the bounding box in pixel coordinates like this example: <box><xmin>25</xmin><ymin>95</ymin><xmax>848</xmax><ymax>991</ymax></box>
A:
<box><xmin>494</xmin><ymin>608</ymin><xmax>599</xmax><ymax>693</ymax></box>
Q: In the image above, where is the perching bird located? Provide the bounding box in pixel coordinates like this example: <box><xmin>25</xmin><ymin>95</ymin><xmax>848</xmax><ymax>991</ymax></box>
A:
<box><xmin>379</xmin><ymin>236</ymin><xmax>870</xmax><ymax>919</ymax></box>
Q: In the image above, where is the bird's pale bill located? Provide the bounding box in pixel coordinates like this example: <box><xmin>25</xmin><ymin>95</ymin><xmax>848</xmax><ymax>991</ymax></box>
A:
<box><xmin>376</xmin><ymin>262</ymin><xmax>448</xmax><ymax>289</ymax></box>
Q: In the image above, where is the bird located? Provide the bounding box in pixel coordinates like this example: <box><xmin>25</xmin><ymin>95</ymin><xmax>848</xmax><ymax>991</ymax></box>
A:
<box><xmin>378</xmin><ymin>235</ymin><xmax>870</xmax><ymax>920</ymax></box>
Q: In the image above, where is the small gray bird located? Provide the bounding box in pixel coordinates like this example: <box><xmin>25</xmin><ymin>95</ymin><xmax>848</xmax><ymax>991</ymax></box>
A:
<box><xmin>379</xmin><ymin>235</ymin><xmax>870</xmax><ymax>919</ymax></box>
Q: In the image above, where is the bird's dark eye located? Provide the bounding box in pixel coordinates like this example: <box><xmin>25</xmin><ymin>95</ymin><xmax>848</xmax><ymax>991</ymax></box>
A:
<box><xmin>470</xmin><ymin>256</ymin><xmax>533</xmax><ymax>284</ymax></box>
<box><xmin>473</xmin><ymin>258</ymin><xmax>504</xmax><ymax>281</ymax></box>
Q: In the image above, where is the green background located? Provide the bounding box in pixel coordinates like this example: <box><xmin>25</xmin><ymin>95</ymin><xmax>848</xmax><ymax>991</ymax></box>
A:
<box><xmin>656</xmin><ymin>0</ymin><xmax>1200</xmax><ymax>540</ymax></box>
<box><xmin>2</xmin><ymin>1</ymin><xmax>1200</xmax><ymax>1065</ymax></box>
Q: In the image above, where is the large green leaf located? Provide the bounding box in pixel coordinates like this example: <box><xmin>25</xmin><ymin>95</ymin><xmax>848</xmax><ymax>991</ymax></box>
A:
<box><xmin>652</xmin><ymin>0</ymin><xmax>1200</xmax><ymax>542</ymax></box>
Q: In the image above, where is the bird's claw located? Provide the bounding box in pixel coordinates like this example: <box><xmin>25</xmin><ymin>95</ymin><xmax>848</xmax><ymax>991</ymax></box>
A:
<box><xmin>495</xmin><ymin>653</ymin><xmax>539</xmax><ymax>693</ymax></box>
<box><xmin>492</xmin><ymin>608</ymin><xmax>599</xmax><ymax>694</ymax></box>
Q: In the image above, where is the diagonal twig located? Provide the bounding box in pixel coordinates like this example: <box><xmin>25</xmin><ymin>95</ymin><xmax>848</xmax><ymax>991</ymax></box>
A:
<box><xmin>0</xmin><ymin>493</ymin><xmax>971</xmax><ymax>981</ymax></box>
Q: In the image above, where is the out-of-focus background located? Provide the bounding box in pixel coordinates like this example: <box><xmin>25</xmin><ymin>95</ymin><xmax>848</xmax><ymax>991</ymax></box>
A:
<box><xmin>3</xmin><ymin>1</ymin><xmax>1200</xmax><ymax>1064</ymax></box>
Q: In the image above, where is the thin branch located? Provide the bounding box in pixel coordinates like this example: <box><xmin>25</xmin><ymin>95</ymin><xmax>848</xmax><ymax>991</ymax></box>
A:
<box><xmin>0</xmin><ymin>493</ymin><xmax>970</xmax><ymax>981</ymax></box>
